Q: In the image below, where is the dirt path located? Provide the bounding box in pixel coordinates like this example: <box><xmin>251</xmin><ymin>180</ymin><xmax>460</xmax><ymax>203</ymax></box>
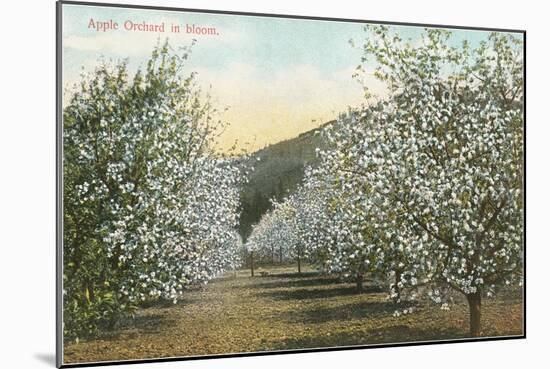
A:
<box><xmin>64</xmin><ymin>265</ymin><xmax>523</xmax><ymax>364</ymax></box>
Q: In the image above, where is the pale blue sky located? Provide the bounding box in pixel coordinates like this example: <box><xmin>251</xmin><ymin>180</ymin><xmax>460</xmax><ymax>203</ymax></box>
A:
<box><xmin>62</xmin><ymin>3</ymin><xmax>516</xmax><ymax>151</ymax></box>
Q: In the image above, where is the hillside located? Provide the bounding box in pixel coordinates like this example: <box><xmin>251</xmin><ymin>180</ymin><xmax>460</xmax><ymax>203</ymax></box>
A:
<box><xmin>238</xmin><ymin>120</ymin><xmax>334</xmax><ymax>239</ymax></box>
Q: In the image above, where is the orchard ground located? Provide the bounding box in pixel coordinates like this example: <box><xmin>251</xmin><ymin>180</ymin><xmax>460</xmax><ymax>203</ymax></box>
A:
<box><xmin>64</xmin><ymin>264</ymin><xmax>523</xmax><ymax>363</ymax></box>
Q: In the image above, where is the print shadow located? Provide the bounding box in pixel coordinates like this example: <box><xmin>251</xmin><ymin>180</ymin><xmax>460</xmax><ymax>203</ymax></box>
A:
<box><xmin>34</xmin><ymin>353</ymin><xmax>56</xmax><ymax>366</ymax></box>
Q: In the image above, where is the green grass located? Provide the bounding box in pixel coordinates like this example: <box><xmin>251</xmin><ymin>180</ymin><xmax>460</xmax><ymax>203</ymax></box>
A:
<box><xmin>64</xmin><ymin>264</ymin><xmax>523</xmax><ymax>364</ymax></box>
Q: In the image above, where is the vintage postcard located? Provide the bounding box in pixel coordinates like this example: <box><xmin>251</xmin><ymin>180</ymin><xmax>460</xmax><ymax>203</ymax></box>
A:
<box><xmin>57</xmin><ymin>1</ymin><xmax>525</xmax><ymax>366</ymax></box>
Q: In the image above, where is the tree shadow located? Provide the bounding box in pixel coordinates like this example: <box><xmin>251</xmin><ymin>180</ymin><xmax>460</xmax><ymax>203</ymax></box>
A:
<box><xmin>282</xmin><ymin>300</ymin><xmax>413</xmax><ymax>324</ymax></box>
<box><xmin>264</xmin><ymin>271</ymin><xmax>321</xmax><ymax>279</ymax></box>
<box><xmin>246</xmin><ymin>276</ymin><xmax>343</xmax><ymax>290</ymax></box>
<box><xmin>93</xmin><ymin>312</ymin><xmax>173</xmax><ymax>341</ymax></box>
<box><xmin>124</xmin><ymin>312</ymin><xmax>177</xmax><ymax>335</ymax></box>
<box><xmin>257</xmin><ymin>285</ymin><xmax>384</xmax><ymax>301</ymax></box>
<box><xmin>139</xmin><ymin>298</ymin><xmax>180</xmax><ymax>309</ymax></box>
<box><xmin>270</xmin><ymin>325</ymin><xmax>466</xmax><ymax>351</ymax></box>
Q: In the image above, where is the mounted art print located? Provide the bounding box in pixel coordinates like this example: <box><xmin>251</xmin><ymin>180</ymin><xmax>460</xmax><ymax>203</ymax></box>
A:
<box><xmin>56</xmin><ymin>1</ymin><xmax>526</xmax><ymax>367</ymax></box>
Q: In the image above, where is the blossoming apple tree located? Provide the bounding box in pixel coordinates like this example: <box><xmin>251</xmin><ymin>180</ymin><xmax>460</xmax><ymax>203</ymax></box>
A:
<box><xmin>287</xmin><ymin>130</ymin><xmax>413</xmax><ymax>294</ymax></box>
<box><xmin>245</xmin><ymin>199</ymin><xmax>303</xmax><ymax>272</ymax></box>
<box><xmin>346</xmin><ymin>26</ymin><xmax>524</xmax><ymax>336</ymax></box>
<box><xmin>63</xmin><ymin>41</ymin><xmax>246</xmax><ymax>339</ymax></box>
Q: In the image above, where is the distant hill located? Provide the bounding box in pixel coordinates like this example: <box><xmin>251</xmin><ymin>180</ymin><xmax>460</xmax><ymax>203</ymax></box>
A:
<box><xmin>238</xmin><ymin>120</ymin><xmax>334</xmax><ymax>239</ymax></box>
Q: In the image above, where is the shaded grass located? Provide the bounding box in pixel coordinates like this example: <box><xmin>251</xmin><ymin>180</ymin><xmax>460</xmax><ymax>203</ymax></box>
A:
<box><xmin>245</xmin><ymin>276</ymin><xmax>341</xmax><ymax>289</ymax></box>
<box><xmin>257</xmin><ymin>285</ymin><xmax>385</xmax><ymax>300</ymax></box>
<box><xmin>282</xmin><ymin>300</ymin><xmax>416</xmax><ymax>324</ymax></box>
<box><xmin>64</xmin><ymin>264</ymin><xmax>523</xmax><ymax>364</ymax></box>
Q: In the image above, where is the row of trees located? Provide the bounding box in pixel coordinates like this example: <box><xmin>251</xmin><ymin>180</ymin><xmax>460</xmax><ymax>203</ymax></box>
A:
<box><xmin>63</xmin><ymin>42</ymin><xmax>246</xmax><ymax>340</ymax></box>
<box><xmin>245</xmin><ymin>26</ymin><xmax>523</xmax><ymax>337</ymax></box>
<box><xmin>245</xmin><ymin>198</ymin><xmax>305</xmax><ymax>274</ymax></box>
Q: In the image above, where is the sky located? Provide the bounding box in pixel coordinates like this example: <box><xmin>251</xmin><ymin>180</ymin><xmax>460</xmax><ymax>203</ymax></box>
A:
<box><xmin>62</xmin><ymin>4</ymin><xmax>509</xmax><ymax>152</ymax></box>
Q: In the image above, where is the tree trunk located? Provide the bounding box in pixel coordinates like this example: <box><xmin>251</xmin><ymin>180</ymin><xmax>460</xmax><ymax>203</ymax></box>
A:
<box><xmin>297</xmin><ymin>253</ymin><xmax>301</xmax><ymax>274</ymax></box>
<box><xmin>392</xmin><ymin>270</ymin><xmax>402</xmax><ymax>303</ymax></box>
<box><xmin>250</xmin><ymin>251</ymin><xmax>255</xmax><ymax>277</ymax></box>
<box><xmin>279</xmin><ymin>246</ymin><xmax>283</xmax><ymax>263</ymax></box>
<box><xmin>467</xmin><ymin>291</ymin><xmax>482</xmax><ymax>337</ymax></box>
<box><xmin>356</xmin><ymin>273</ymin><xmax>363</xmax><ymax>293</ymax></box>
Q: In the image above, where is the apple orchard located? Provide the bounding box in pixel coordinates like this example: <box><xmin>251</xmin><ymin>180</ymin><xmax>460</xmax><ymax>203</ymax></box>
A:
<box><xmin>63</xmin><ymin>25</ymin><xmax>523</xmax><ymax>342</ymax></box>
